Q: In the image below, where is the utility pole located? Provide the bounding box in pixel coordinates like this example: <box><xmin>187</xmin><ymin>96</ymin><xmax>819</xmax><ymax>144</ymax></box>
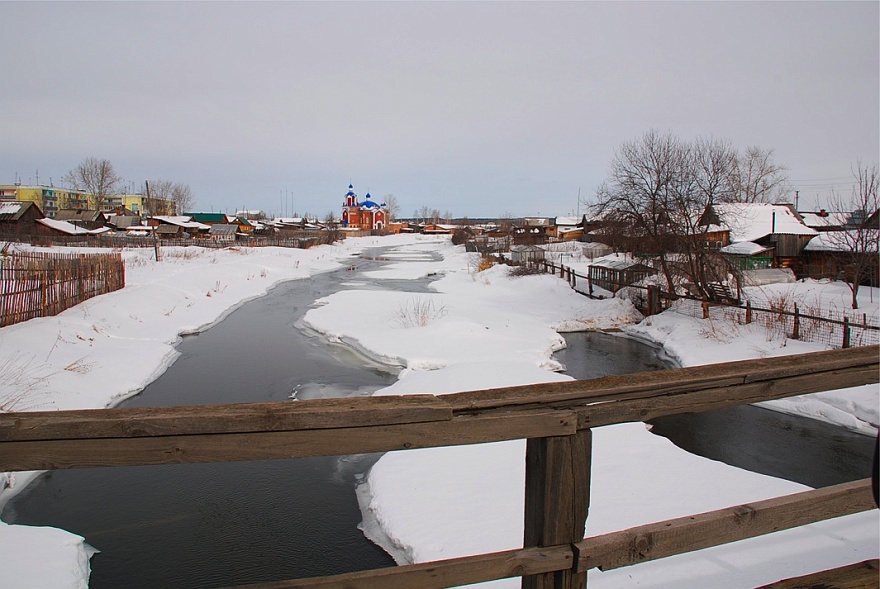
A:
<box><xmin>146</xmin><ymin>180</ymin><xmax>160</xmax><ymax>261</ymax></box>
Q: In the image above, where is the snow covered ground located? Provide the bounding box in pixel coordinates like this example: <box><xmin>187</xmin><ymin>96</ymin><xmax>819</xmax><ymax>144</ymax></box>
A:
<box><xmin>0</xmin><ymin>235</ymin><xmax>877</xmax><ymax>588</ymax></box>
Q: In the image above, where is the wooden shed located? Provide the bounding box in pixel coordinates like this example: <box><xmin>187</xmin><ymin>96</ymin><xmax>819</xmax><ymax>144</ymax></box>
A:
<box><xmin>588</xmin><ymin>258</ymin><xmax>656</xmax><ymax>293</ymax></box>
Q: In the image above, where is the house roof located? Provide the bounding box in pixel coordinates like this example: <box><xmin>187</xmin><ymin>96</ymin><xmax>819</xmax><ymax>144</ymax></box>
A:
<box><xmin>720</xmin><ymin>241</ymin><xmax>774</xmax><ymax>256</ymax></box>
<box><xmin>799</xmin><ymin>211</ymin><xmax>851</xmax><ymax>229</ymax></box>
<box><xmin>55</xmin><ymin>209</ymin><xmax>105</xmax><ymax>223</ymax></box>
<box><xmin>186</xmin><ymin>212</ymin><xmax>233</xmax><ymax>224</ymax></box>
<box><xmin>152</xmin><ymin>216</ymin><xmax>211</xmax><ymax>230</ymax></box>
<box><xmin>712</xmin><ymin>203</ymin><xmax>816</xmax><ymax>242</ymax></box>
<box><xmin>209</xmin><ymin>224</ymin><xmax>238</xmax><ymax>235</ymax></box>
<box><xmin>0</xmin><ymin>201</ymin><xmax>43</xmax><ymax>221</ymax></box>
<box><xmin>36</xmin><ymin>218</ymin><xmax>91</xmax><ymax>235</ymax></box>
<box><xmin>803</xmin><ymin>229</ymin><xmax>879</xmax><ymax>253</ymax></box>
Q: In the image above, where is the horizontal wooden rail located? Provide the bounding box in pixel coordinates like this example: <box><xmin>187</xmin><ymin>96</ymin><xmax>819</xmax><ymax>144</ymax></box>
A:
<box><xmin>0</xmin><ymin>347</ymin><xmax>876</xmax><ymax>472</ymax></box>
<box><xmin>224</xmin><ymin>479</ymin><xmax>876</xmax><ymax>589</ymax></box>
<box><xmin>1</xmin><ymin>348</ymin><xmax>876</xmax><ymax>589</ymax></box>
<box><xmin>574</xmin><ymin>478</ymin><xmax>875</xmax><ymax>572</ymax></box>
<box><xmin>226</xmin><ymin>545</ymin><xmax>574</xmax><ymax>589</ymax></box>
<box><xmin>755</xmin><ymin>559</ymin><xmax>878</xmax><ymax>589</ymax></box>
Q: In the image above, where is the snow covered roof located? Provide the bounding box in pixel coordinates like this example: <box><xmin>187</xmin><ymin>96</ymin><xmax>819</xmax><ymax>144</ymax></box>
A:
<box><xmin>590</xmin><ymin>255</ymin><xmax>650</xmax><ymax>270</ymax></box>
<box><xmin>0</xmin><ymin>201</ymin><xmax>24</xmax><ymax>218</ymax></box>
<box><xmin>152</xmin><ymin>216</ymin><xmax>211</xmax><ymax>230</ymax></box>
<box><xmin>799</xmin><ymin>211</ymin><xmax>851</xmax><ymax>229</ymax></box>
<box><xmin>36</xmin><ymin>218</ymin><xmax>90</xmax><ymax>235</ymax></box>
<box><xmin>209</xmin><ymin>224</ymin><xmax>238</xmax><ymax>235</ymax></box>
<box><xmin>720</xmin><ymin>241</ymin><xmax>774</xmax><ymax>256</ymax></box>
<box><xmin>803</xmin><ymin>229</ymin><xmax>878</xmax><ymax>253</ymax></box>
<box><xmin>554</xmin><ymin>216</ymin><xmax>580</xmax><ymax>226</ymax></box>
<box><xmin>712</xmin><ymin>203</ymin><xmax>816</xmax><ymax>242</ymax></box>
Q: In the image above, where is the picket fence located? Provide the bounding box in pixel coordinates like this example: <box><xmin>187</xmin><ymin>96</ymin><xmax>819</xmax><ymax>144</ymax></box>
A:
<box><xmin>0</xmin><ymin>251</ymin><xmax>125</xmax><ymax>327</ymax></box>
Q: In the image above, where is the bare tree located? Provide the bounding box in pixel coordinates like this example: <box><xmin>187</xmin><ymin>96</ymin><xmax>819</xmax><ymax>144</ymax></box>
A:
<box><xmin>731</xmin><ymin>146</ymin><xmax>789</xmax><ymax>203</ymax></box>
<box><xmin>431</xmin><ymin>209</ymin><xmax>441</xmax><ymax>224</ymax></box>
<box><xmin>383</xmin><ymin>194</ymin><xmax>400</xmax><ymax>222</ymax></box>
<box><xmin>595</xmin><ymin>131</ymin><xmax>743</xmax><ymax>297</ymax></box>
<box><xmin>144</xmin><ymin>179</ymin><xmax>174</xmax><ymax>216</ymax></box>
<box><xmin>594</xmin><ymin>130</ymin><xmax>688</xmax><ymax>292</ymax></box>
<box><xmin>171</xmin><ymin>183</ymin><xmax>194</xmax><ymax>215</ymax></box>
<box><xmin>824</xmin><ymin>161</ymin><xmax>879</xmax><ymax>309</ymax></box>
<box><xmin>64</xmin><ymin>157</ymin><xmax>122</xmax><ymax>210</ymax></box>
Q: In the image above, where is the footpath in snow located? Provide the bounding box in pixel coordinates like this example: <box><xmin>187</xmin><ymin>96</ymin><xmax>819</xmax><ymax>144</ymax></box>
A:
<box><xmin>1</xmin><ymin>235</ymin><xmax>877</xmax><ymax>588</ymax></box>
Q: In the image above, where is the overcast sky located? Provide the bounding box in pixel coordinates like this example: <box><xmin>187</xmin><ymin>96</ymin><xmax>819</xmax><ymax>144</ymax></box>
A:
<box><xmin>2</xmin><ymin>2</ymin><xmax>877</xmax><ymax>218</ymax></box>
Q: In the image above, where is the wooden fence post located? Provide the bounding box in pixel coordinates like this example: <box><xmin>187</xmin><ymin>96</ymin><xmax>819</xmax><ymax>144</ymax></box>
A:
<box><xmin>523</xmin><ymin>429</ymin><xmax>592</xmax><ymax>589</ymax></box>
<box><xmin>702</xmin><ymin>301</ymin><xmax>709</xmax><ymax>319</ymax></box>
<box><xmin>745</xmin><ymin>301</ymin><xmax>752</xmax><ymax>324</ymax></box>
<box><xmin>792</xmin><ymin>304</ymin><xmax>800</xmax><ymax>340</ymax></box>
<box><xmin>843</xmin><ymin>317</ymin><xmax>851</xmax><ymax>349</ymax></box>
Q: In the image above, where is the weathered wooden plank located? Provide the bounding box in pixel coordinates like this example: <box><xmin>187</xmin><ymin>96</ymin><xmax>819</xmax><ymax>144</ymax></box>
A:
<box><xmin>0</xmin><ymin>410</ymin><xmax>578</xmax><ymax>471</ymax></box>
<box><xmin>577</xmin><ymin>366</ymin><xmax>880</xmax><ymax>428</ymax></box>
<box><xmin>573</xmin><ymin>479</ymin><xmax>875</xmax><ymax>573</ymax></box>
<box><xmin>754</xmin><ymin>559</ymin><xmax>879</xmax><ymax>589</ymax></box>
<box><xmin>444</xmin><ymin>346</ymin><xmax>878</xmax><ymax>413</ymax></box>
<box><xmin>0</xmin><ymin>395</ymin><xmax>452</xmax><ymax>442</ymax></box>
<box><xmin>522</xmin><ymin>430</ymin><xmax>591</xmax><ymax>589</ymax></box>
<box><xmin>223</xmin><ymin>545</ymin><xmax>573</xmax><ymax>589</ymax></box>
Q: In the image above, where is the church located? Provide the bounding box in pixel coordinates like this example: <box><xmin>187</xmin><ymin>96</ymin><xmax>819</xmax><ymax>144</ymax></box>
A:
<box><xmin>341</xmin><ymin>184</ymin><xmax>388</xmax><ymax>231</ymax></box>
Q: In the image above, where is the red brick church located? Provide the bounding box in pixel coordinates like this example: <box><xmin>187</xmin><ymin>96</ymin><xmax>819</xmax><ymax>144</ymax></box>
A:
<box><xmin>341</xmin><ymin>184</ymin><xmax>388</xmax><ymax>230</ymax></box>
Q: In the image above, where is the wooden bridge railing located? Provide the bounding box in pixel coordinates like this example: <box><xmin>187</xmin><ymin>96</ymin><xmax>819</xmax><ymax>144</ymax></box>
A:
<box><xmin>1</xmin><ymin>346</ymin><xmax>878</xmax><ymax>588</ymax></box>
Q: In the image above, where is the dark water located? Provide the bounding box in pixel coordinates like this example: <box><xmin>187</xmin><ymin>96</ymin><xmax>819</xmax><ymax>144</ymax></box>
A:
<box><xmin>3</xmin><ymin>260</ymin><xmax>411</xmax><ymax>588</ymax></box>
<box><xmin>557</xmin><ymin>331</ymin><xmax>877</xmax><ymax>489</ymax></box>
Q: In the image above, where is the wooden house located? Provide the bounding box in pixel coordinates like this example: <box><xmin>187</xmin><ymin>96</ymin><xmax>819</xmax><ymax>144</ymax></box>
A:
<box><xmin>208</xmin><ymin>224</ymin><xmax>238</xmax><ymax>242</ymax></box>
<box><xmin>54</xmin><ymin>209</ymin><xmax>107</xmax><ymax>230</ymax></box>
<box><xmin>700</xmin><ymin>203</ymin><xmax>817</xmax><ymax>271</ymax></box>
<box><xmin>0</xmin><ymin>201</ymin><xmax>45</xmax><ymax>236</ymax></box>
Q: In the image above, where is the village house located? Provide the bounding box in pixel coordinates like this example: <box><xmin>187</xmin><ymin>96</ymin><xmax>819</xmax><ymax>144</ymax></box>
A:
<box><xmin>148</xmin><ymin>215</ymin><xmax>211</xmax><ymax>238</ymax></box>
<box><xmin>54</xmin><ymin>209</ymin><xmax>107</xmax><ymax>231</ymax></box>
<box><xmin>0</xmin><ymin>201</ymin><xmax>45</xmax><ymax>236</ymax></box>
<box><xmin>700</xmin><ymin>203</ymin><xmax>818</xmax><ymax>272</ymax></box>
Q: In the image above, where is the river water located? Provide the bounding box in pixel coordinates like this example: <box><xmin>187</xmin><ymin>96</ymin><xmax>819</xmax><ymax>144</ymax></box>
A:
<box><xmin>3</xmin><ymin>252</ymin><xmax>874</xmax><ymax>587</ymax></box>
<box><xmin>555</xmin><ymin>332</ymin><xmax>877</xmax><ymax>488</ymax></box>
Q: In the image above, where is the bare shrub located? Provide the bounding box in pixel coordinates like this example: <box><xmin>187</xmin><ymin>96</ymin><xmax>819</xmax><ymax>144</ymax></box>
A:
<box><xmin>0</xmin><ymin>352</ymin><xmax>55</xmax><ymax>412</ymax></box>
<box><xmin>478</xmin><ymin>256</ymin><xmax>495</xmax><ymax>272</ymax></box>
<box><xmin>510</xmin><ymin>263</ymin><xmax>545</xmax><ymax>277</ymax></box>
<box><xmin>396</xmin><ymin>297</ymin><xmax>447</xmax><ymax>328</ymax></box>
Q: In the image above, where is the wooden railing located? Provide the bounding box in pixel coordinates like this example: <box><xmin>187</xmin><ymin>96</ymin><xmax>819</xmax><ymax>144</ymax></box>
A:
<box><xmin>1</xmin><ymin>347</ymin><xmax>877</xmax><ymax>588</ymax></box>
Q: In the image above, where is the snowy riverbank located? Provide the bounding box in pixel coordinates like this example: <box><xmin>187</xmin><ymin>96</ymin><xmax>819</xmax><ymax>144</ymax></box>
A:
<box><xmin>300</xmin><ymin>240</ymin><xmax>878</xmax><ymax>588</ymax></box>
<box><xmin>1</xmin><ymin>235</ymin><xmax>877</xmax><ymax>588</ymax></box>
<box><xmin>0</xmin><ymin>234</ymin><xmax>443</xmax><ymax>588</ymax></box>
